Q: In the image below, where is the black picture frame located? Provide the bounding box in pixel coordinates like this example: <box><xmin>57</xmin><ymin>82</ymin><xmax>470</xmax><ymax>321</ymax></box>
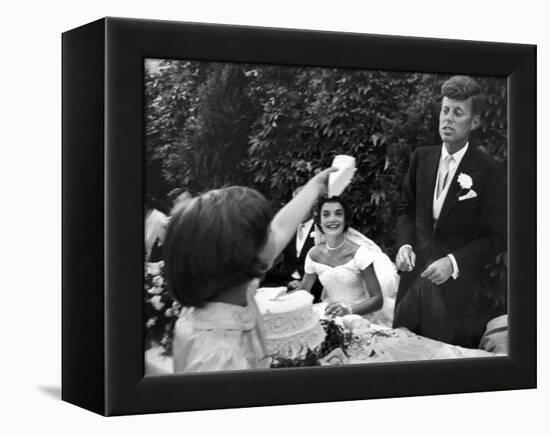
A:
<box><xmin>62</xmin><ymin>17</ymin><xmax>536</xmax><ymax>416</ymax></box>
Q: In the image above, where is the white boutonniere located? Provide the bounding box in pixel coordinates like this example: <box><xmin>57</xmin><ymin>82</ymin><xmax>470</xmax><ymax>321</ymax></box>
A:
<box><xmin>457</xmin><ymin>173</ymin><xmax>473</xmax><ymax>190</ymax></box>
<box><xmin>457</xmin><ymin>173</ymin><xmax>477</xmax><ymax>201</ymax></box>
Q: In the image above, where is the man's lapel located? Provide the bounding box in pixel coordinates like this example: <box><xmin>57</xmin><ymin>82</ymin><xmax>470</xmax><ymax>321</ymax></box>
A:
<box><xmin>434</xmin><ymin>146</ymin><xmax>477</xmax><ymax>232</ymax></box>
<box><xmin>420</xmin><ymin>147</ymin><xmax>440</xmax><ymax>229</ymax></box>
<box><xmin>298</xmin><ymin>222</ymin><xmax>316</xmax><ymax>261</ymax></box>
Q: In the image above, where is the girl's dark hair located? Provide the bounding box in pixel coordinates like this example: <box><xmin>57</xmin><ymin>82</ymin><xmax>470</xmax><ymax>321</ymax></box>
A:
<box><xmin>164</xmin><ymin>186</ymin><xmax>274</xmax><ymax>307</ymax></box>
<box><xmin>313</xmin><ymin>196</ymin><xmax>350</xmax><ymax>233</ymax></box>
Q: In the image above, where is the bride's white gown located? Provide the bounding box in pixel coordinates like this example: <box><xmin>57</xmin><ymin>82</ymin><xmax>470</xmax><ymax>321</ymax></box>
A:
<box><xmin>305</xmin><ymin>244</ymin><xmax>396</xmax><ymax>327</ymax></box>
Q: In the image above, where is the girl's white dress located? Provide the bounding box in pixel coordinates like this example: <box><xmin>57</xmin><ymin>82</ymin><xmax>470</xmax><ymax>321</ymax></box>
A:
<box><xmin>172</xmin><ymin>286</ymin><xmax>269</xmax><ymax>373</ymax></box>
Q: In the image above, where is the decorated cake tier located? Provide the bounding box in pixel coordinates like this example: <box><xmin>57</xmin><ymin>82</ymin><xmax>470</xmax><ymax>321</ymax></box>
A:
<box><xmin>255</xmin><ymin>288</ymin><xmax>326</xmax><ymax>358</ymax></box>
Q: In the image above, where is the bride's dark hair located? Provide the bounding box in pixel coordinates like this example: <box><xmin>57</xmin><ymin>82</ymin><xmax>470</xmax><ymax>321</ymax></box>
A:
<box><xmin>164</xmin><ymin>186</ymin><xmax>274</xmax><ymax>307</ymax></box>
<box><xmin>313</xmin><ymin>196</ymin><xmax>350</xmax><ymax>233</ymax></box>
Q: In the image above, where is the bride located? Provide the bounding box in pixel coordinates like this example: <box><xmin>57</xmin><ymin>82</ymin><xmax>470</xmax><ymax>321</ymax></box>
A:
<box><xmin>297</xmin><ymin>196</ymin><xmax>397</xmax><ymax>327</ymax></box>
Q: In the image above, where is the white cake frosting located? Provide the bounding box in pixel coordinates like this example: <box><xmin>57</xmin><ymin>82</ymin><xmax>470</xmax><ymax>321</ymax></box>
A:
<box><xmin>255</xmin><ymin>287</ymin><xmax>326</xmax><ymax>358</ymax></box>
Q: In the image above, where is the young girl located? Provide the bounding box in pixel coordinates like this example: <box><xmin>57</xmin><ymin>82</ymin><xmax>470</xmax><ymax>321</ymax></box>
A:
<box><xmin>164</xmin><ymin>168</ymin><xmax>335</xmax><ymax>373</ymax></box>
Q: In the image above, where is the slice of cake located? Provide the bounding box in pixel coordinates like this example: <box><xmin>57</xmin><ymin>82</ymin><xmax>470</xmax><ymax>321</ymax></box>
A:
<box><xmin>255</xmin><ymin>288</ymin><xmax>326</xmax><ymax>359</ymax></box>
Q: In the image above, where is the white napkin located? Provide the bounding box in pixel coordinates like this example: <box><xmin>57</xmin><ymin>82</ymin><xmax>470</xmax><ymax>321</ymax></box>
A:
<box><xmin>328</xmin><ymin>155</ymin><xmax>356</xmax><ymax>197</ymax></box>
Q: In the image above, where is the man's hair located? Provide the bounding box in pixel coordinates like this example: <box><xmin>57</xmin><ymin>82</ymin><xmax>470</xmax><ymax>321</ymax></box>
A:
<box><xmin>314</xmin><ymin>196</ymin><xmax>350</xmax><ymax>233</ymax></box>
<box><xmin>145</xmin><ymin>193</ymin><xmax>161</xmax><ymax>212</ymax></box>
<box><xmin>441</xmin><ymin>75</ymin><xmax>485</xmax><ymax>116</ymax></box>
<box><xmin>164</xmin><ymin>186</ymin><xmax>274</xmax><ymax>307</ymax></box>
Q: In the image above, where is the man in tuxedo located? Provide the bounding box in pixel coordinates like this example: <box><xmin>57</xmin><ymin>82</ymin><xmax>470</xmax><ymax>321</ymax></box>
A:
<box><xmin>145</xmin><ymin>195</ymin><xmax>169</xmax><ymax>262</ymax></box>
<box><xmin>393</xmin><ymin>75</ymin><xmax>506</xmax><ymax>348</ymax></box>
<box><xmin>261</xmin><ymin>188</ymin><xmax>323</xmax><ymax>301</ymax></box>
<box><xmin>284</xmin><ymin>216</ymin><xmax>324</xmax><ymax>302</ymax></box>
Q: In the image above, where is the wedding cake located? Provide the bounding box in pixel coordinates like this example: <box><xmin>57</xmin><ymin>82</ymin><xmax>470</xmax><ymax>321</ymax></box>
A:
<box><xmin>255</xmin><ymin>288</ymin><xmax>326</xmax><ymax>358</ymax></box>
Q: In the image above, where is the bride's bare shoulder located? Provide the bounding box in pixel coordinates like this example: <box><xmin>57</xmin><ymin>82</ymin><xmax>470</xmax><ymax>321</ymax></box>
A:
<box><xmin>308</xmin><ymin>245</ymin><xmax>325</xmax><ymax>262</ymax></box>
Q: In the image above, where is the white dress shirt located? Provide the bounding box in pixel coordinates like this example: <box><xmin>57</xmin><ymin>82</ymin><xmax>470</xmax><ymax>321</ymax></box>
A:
<box><xmin>433</xmin><ymin>143</ymin><xmax>469</xmax><ymax>279</ymax></box>
<box><xmin>432</xmin><ymin>142</ymin><xmax>468</xmax><ymax>221</ymax></box>
<box><xmin>291</xmin><ymin>219</ymin><xmax>315</xmax><ymax>280</ymax></box>
<box><xmin>295</xmin><ymin>219</ymin><xmax>314</xmax><ymax>257</ymax></box>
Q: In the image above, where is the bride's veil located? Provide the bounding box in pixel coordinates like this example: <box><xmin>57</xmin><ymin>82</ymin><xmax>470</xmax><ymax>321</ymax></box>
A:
<box><xmin>344</xmin><ymin>227</ymin><xmax>399</xmax><ymax>299</ymax></box>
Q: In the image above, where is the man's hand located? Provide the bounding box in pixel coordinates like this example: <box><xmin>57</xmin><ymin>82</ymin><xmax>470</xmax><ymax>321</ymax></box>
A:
<box><xmin>287</xmin><ymin>280</ymin><xmax>301</xmax><ymax>291</ymax></box>
<box><xmin>395</xmin><ymin>245</ymin><xmax>416</xmax><ymax>272</ymax></box>
<box><xmin>420</xmin><ymin>257</ymin><xmax>453</xmax><ymax>285</ymax></box>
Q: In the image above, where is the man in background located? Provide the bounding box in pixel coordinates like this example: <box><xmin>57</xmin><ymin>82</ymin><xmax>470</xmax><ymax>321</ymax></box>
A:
<box><xmin>262</xmin><ymin>187</ymin><xmax>323</xmax><ymax>301</ymax></box>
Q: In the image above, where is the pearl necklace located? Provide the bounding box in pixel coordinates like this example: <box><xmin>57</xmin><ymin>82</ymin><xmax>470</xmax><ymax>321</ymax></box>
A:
<box><xmin>326</xmin><ymin>239</ymin><xmax>345</xmax><ymax>251</ymax></box>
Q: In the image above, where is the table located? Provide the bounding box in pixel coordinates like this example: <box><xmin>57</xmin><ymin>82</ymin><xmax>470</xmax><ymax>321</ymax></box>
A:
<box><xmin>145</xmin><ymin>302</ymin><xmax>499</xmax><ymax>375</ymax></box>
<box><xmin>311</xmin><ymin>303</ymin><xmax>497</xmax><ymax>365</ymax></box>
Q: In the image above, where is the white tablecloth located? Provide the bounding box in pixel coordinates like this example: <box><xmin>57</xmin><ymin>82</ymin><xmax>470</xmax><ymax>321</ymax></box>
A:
<box><xmin>312</xmin><ymin>302</ymin><xmax>497</xmax><ymax>364</ymax></box>
<box><xmin>145</xmin><ymin>303</ymin><xmax>498</xmax><ymax>375</ymax></box>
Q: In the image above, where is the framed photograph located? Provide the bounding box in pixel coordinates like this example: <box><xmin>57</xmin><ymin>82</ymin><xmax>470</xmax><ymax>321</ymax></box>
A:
<box><xmin>62</xmin><ymin>17</ymin><xmax>536</xmax><ymax>416</ymax></box>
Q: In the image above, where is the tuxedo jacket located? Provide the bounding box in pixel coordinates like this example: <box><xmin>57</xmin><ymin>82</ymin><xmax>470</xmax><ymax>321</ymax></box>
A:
<box><xmin>291</xmin><ymin>222</ymin><xmax>317</xmax><ymax>279</ymax></box>
<box><xmin>396</xmin><ymin>144</ymin><xmax>507</xmax><ymax>302</ymax></box>
<box><xmin>261</xmin><ymin>221</ymin><xmax>323</xmax><ymax>301</ymax></box>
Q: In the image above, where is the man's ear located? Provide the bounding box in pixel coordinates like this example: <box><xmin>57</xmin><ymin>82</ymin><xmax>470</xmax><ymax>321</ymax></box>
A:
<box><xmin>471</xmin><ymin>114</ymin><xmax>481</xmax><ymax>131</ymax></box>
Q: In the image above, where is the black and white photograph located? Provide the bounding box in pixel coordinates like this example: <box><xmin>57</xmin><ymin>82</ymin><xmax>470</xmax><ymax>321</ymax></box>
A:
<box><xmin>143</xmin><ymin>59</ymin><xmax>509</xmax><ymax>375</ymax></box>
<box><xmin>3</xmin><ymin>0</ymin><xmax>545</xmax><ymax>430</ymax></box>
